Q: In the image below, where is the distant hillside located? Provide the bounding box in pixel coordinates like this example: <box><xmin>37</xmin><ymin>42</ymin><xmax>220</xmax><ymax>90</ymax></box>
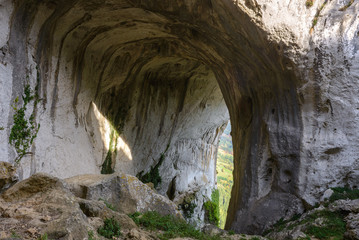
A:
<box><xmin>216</xmin><ymin>122</ymin><xmax>234</xmax><ymax>229</ymax></box>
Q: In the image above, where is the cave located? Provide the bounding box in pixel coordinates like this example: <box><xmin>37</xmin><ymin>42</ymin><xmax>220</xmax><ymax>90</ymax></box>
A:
<box><xmin>2</xmin><ymin>0</ymin><xmax>358</xmax><ymax>236</ymax></box>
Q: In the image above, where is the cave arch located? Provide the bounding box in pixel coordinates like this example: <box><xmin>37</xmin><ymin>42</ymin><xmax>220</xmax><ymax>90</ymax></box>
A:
<box><xmin>6</xmin><ymin>0</ymin><xmax>304</xmax><ymax>234</ymax></box>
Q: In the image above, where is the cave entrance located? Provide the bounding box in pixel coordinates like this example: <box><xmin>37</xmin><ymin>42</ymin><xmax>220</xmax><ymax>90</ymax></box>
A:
<box><xmin>216</xmin><ymin>121</ymin><xmax>234</xmax><ymax>229</ymax></box>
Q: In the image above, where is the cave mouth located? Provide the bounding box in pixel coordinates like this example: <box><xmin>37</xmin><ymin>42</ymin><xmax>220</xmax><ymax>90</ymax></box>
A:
<box><xmin>216</xmin><ymin>121</ymin><xmax>234</xmax><ymax>229</ymax></box>
<box><xmin>7</xmin><ymin>0</ymin><xmax>304</xmax><ymax>235</ymax></box>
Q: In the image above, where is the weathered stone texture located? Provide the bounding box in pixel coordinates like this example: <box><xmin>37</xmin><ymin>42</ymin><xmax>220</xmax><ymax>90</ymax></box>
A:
<box><xmin>0</xmin><ymin>0</ymin><xmax>358</xmax><ymax>234</ymax></box>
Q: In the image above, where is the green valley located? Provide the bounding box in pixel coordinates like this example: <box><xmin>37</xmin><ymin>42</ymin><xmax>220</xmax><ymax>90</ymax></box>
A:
<box><xmin>216</xmin><ymin>122</ymin><xmax>234</xmax><ymax>229</ymax></box>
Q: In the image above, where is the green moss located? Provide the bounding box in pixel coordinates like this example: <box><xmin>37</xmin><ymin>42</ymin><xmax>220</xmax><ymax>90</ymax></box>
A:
<box><xmin>204</xmin><ymin>189</ymin><xmax>220</xmax><ymax>226</ymax></box>
<box><xmin>9</xmin><ymin>82</ymin><xmax>40</xmax><ymax>164</ymax></box>
<box><xmin>329</xmin><ymin>187</ymin><xmax>359</xmax><ymax>202</ymax></box>
<box><xmin>98</xmin><ymin>217</ymin><xmax>121</xmax><ymax>239</ymax></box>
<box><xmin>129</xmin><ymin>211</ymin><xmax>226</xmax><ymax>240</ymax></box>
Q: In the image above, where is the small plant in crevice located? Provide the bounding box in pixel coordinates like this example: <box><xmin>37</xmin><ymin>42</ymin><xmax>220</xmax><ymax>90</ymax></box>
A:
<box><xmin>99</xmin><ymin>198</ymin><xmax>117</xmax><ymax>211</ymax></box>
<box><xmin>306</xmin><ymin>0</ymin><xmax>314</xmax><ymax>7</ymax></box>
<box><xmin>179</xmin><ymin>199</ymin><xmax>197</xmax><ymax>219</ymax></box>
<box><xmin>37</xmin><ymin>233</ymin><xmax>48</xmax><ymax>240</ymax></box>
<box><xmin>203</xmin><ymin>189</ymin><xmax>220</xmax><ymax>227</ymax></box>
<box><xmin>98</xmin><ymin>217</ymin><xmax>122</xmax><ymax>239</ymax></box>
<box><xmin>339</xmin><ymin>0</ymin><xmax>354</xmax><ymax>11</ymax></box>
<box><xmin>88</xmin><ymin>230</ymin><xmax>96</xmax><ymax>240</ymax></box>
<box><xmin>137</xmin><ymin>144</ymin><xmax>170</xmax><ymax>189</ymax></box>
<box><xmin>310</xmin><ymin>0</ymin><xmax>328</xmax><ymax>32</ymax></box>
<box><xmin>9</xmin><ymin>82</ymin><xmax>40</xmax><ymax>164</ymax></box>
<box><xmin>0</xmin><ymin>127</ymin><xmax>4</xmax><ymax>130</ymax></box>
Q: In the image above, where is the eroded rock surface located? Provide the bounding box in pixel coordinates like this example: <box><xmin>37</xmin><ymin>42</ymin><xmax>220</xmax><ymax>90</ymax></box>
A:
<box><xmin>66</xmin><ymin>173</ymin><xmax>182</xmax><ymax>218</ymax></box>
<box><xmin>0</xmin><ymin>0</ymin><xmax>358</xmax><ymax>235</ymax></box>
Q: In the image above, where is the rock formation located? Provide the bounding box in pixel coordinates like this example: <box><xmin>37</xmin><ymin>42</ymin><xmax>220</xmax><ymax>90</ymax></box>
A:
<box><xmin>0</xmin><ymin>0</ymin><xmax>358</xmax><ymax>235</ymax></box>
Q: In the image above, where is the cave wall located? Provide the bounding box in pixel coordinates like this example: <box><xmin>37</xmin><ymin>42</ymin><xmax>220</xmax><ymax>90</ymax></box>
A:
<box><xmin>0</xmin><ymin>0</ymin><xmax>358</xmax><ymax>234</ymax></box>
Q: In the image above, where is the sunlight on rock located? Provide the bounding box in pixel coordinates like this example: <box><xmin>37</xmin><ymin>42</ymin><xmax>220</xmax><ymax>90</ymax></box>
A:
<box><xmin>92</xmin><ymin>102</ymin><xmax>133</xmax><ymax>161</ymax></box>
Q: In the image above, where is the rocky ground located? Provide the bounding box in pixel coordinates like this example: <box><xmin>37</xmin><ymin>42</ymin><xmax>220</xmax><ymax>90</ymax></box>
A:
<box><xmin>1</xmin><ymin>161</ymin><xmax>358</xmax><ymax>240</ymax></box>
<box><xmin>0</xmin><ymin>162</ymin><xmax>266</xmax><ymax>240</ymax></box>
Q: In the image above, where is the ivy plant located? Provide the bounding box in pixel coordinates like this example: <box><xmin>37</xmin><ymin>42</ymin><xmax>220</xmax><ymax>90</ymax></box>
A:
<box><xmin>9</xmin><ymin>83</ymin><xmax>40</xmax><ymax>164</ymax></box>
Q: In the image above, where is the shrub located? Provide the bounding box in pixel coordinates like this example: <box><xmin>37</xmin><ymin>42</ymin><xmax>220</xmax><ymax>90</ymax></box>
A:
<box><xmin>98</xmin><ymin>217</ymin><xmax>121</xmax><ymax>239</ymax></box>
<box><xmin>204</xmin><ymin>189</ymin><xmax>220</xmax><ymax>226</ymax></box>
<box><xmin>179</xmin><ymin>199</ymin><xmax>197</xmax><ymax>219</ymax></box>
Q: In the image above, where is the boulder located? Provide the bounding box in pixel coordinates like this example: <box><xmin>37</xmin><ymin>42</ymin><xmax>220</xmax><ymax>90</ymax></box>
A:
<box><xmin>0</xmin><ymin>162</ymin><xmax>18</xmax><ymax>193</ymax></box>
<box><xmin>66</xmin><ymin>173</ymin><xmax>183</xmax><ymax>218</ymax></box>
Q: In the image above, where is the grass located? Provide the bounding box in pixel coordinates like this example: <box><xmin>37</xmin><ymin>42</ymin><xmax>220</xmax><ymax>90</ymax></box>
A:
<box><xmin>98</xmin><ymin>217</ymin><xmax>121</xmax><ymax>239</ymax></box>
<box><xmin>129</xmin><ymin>211</ymin><xmax>226</xmax><ymax>240</ymax></box>
<box><xmin>329</xmin><ymin>187</ymin><xmax>359</xmax><ymax>202</ymax></box>
<box><xmin>37</xmin><ymin>234</ymin><xmax>48</xmax><ymax>240</ymax></box>
<box><xmin>305</xmin><ymin>210</ymin><xmax>346</xmax><ymax>239</ymax></box>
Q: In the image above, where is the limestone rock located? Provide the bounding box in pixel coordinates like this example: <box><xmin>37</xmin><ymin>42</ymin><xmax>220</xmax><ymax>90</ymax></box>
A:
<box><xmin>0</xmin><ymin>173</ymin><xmax>92</xmax><ymax>239</ymax></box>
<box><xmin>0</xmin><ymin>162</ymin><xmax>18</xmax><ymax>193</ymax></box>
<box><xmin>66</xmin><ymin>173</ymin><xmax>182</xmax><ymax>218</ymax></box>
<box><xmin>345</xmin><ymin>213</ymin><xmax>359</xmax><ymax>240</ymax></box>
<box><xmin>0</xmin><ymin>0</ymin><xmax>358</xmax><ymax>235</ymax></box>
<box><xmin>78</xmin><ymin>198</ymin><xmax>138</xmax><ymax>230</ymax></box>
<box><xmin>321</xmin><ymin>189</ymin><xmax>334</xmax><ymax>202</ymax></box>
<box><xmin>329</xmin><ymin>199</ymin><xmax>359</xmax><ymax>213</ymax></box>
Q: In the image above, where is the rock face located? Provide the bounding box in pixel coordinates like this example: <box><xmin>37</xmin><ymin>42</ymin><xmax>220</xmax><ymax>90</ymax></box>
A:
<box><xmin>66</xmin><ymin>173</ymin><xmax>182</xmax><ymax>218</ymax></box>
<box><xmin>0</xmin><ymin>0</ymin><xmax>358</xmax><ymax>235</ymax></box>
<box><xmin>0</xmin><ymin>161</ymin><xmax>18</xmax><ymax>192</ymax></box>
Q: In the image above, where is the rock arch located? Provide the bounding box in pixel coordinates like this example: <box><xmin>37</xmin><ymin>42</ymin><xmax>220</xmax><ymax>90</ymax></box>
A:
<box><xmin>1</xmin><ymin>0</ymin><xmax>358</xmax><ymax>235</ymax></box>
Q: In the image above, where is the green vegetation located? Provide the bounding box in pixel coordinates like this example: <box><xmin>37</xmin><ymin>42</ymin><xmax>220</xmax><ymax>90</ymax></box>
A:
<box><xmin>10</xmin><ymin>230</ymin><xmax>20</xmax><ymax>238</ymax></box>
<box><xmin>305</xmin><ymin>210</ymin><xmax>346</xmax><ymax>239</ymax></box>
<box><xmin>9</xmin><ymin>82</ymin><xmax>40</xmax><ymax>164</ymax></box>
<box><xmin>101</xmin><ymin>128</ymin><xmax>118</xmax><ymax>174</ymax></box>
<box><xmin>37</xmin><ymin>234</ymin><xmax>48</xmax><ymax>240</ymax></box>
<box><xmin>204</xmin><ymin>189</ymin><xmax>220</xmax><ymax>226</ymax></box>
<box><xmin>311</xmin><ymin>1</ymin><xmax>327</xmax><ymax>30</ymax></box>
<box><xmin>98</xmin><ymin>217</ymin><xmax>122</xmax><ymax>239</ymax></box>
<box><xmin>137</xmin><ymin>144</ymin><xmax>170</xmax><ymax>189</ymax></box>
<box><xmin>306</xmin><ymin>0</ymin><xmax>314</xmax><ymax>7</ymax></box>
<box><xmin>329</xmin><ymin>187</ymin><xmax>359</xmax><ymax>202</ymax></box>
<box><xmin>99</xmin><ymin>198</ymin><xmax>117</xmax><ymax>211</ymax></box>
<box><xmin>339</xmin><ymin>0</ymin><xmax>354</xmax><ymax>11</ymax></box>
<box><xmin>129</xmin><ymin>211</ymin><xmax>226</xmax><ymax>240</ymax></box>
<box><xmin>179</xmin><ymin>199</ymin><xmax>197</xmax><ymax>219</ymax></box>
<box><xmin>266</xmin><ymin>209</ymin><xmax>346</xmax><ymax>239</ymax></box>
<box><xmin>0</xmin><ymin>127</ymin><xmax>4</xmax><ymax>130</ymax></box>
<box><xmin>216</xmin><ymin>123</ymin><xmax>234</xmax><ymax>228</ymax></box>
<box><xmin>88</xmin><ymin>230</ymin><xmax>96</xmax><ymax>240</ymax></box>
